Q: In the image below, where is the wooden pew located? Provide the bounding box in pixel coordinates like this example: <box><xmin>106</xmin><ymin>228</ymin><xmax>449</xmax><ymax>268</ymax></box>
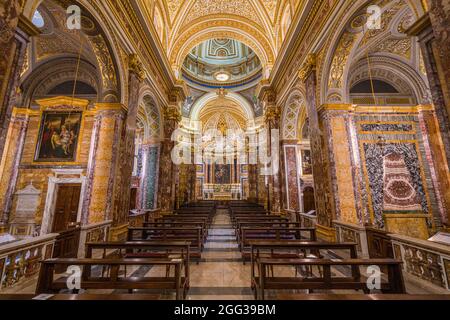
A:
<box><xmin>84</xmin><ymin>241</ymin><xmax>190</xmax><ymax>296</ymax></box>
<box><xmin>236</xmin><ymin>222</ymin><xmax>301</xmax><ymax>241</ymax></box>
<box><xmin>143</xmin><ymin>222</ymin><xmax>207</xmax><ymax>242</ymax></box>
<box><xmin>240</xmin><ymin>228</ymin><xmax>317</xmax><ymax>259</ymax></box>
<box><xmin>36</xmin><ymin>258</ymin><xmax>186</xmax><ymax>300</ymax></box>
<box><xmin>127</xmin><ymin>227</ymin><xmax>203</xmax><ymax>261</ymax></box>
<box><xmin>249</xmin><ymin>241</ymin><xmax>359</xmax><ymax>290</ymax></box>
<box><xmin>172</xmin><ymin>212</ymin><xmax>213</xmax><ymax>224</ymax></box>
<box><xmin>233</xmin><ymin>216</ymin><xmax>289</xmax><ymax>227</ymax></box>
<box><xmin>254</xmin><ymin>258</ymin><xmax>405</xmax><ymax>300</ymax></box>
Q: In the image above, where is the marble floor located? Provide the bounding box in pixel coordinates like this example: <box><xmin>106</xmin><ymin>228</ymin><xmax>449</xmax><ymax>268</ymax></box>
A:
<box><xmin>1</xmin><ymin>208</ymin><xmax>447</xmax><ymax>298</ymax></box>
<box><xmin>186</xmin><ymin>208</ymin><xmax>254</xmax><ymax>300</ymax></box>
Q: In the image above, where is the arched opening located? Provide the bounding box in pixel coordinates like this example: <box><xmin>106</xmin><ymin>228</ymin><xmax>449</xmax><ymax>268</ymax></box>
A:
<box><xmin>303</xmin><ymin>186</ymin><xmax>316</xmax><ymax>213</ymax></box>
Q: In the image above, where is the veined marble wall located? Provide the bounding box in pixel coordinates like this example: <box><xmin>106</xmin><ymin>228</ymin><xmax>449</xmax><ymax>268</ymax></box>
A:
<box><xmin>284</xmin><ymin>145</ymin><xmax>300</xmax><ymax>211</ymax></box>
<box><xmin>355</xmin><ymin>112</ymin><xmax>444</xmax><ymax>238</ymax></box>
<box><xmin>142</xmin><ymin>145</ymin><xmax>160</xmax><ymax>209</ymax></box>
<box><xmin>319</xmin><ymin>105</ymin><xmax>447</xmax><ymax>240</ymax></box>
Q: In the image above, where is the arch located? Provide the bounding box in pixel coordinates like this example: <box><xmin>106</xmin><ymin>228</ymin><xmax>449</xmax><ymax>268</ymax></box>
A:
<box><xmin>24</xmin><ymin>0</ymin><xmax>125</xmax><ymax>104</ymax></box>
<box><xmin>169</xmin><ymin>19</ymin><xmax>275</xmax><ymax>75</ymax></box>
<box><xmin>190</xmin><ymin>92</ymin><xmax>255</xmax><ymax>124</ymax></box>
<box><xmin>346</xmin><ymin>55</ymin><xmax>430</xmax><ymax>104</ymax></box>
<box><xmin>319</xmin><ymin>0</ymin><xmax>425</xmax><ymax>105</ymax></box>
<box><xmin>20</xmin><ymin>57</ymin><xmax>101</xmax><ymax>106</ymax></box>
<box><xmin>138</xmin><ymin>87</ymin><xmax>164</xmax><ymax>141</ymax></box>
<box><xmin>281</xmin><ymin>89</ymin><xmax>305</xmax><ymax>140</ymax></box>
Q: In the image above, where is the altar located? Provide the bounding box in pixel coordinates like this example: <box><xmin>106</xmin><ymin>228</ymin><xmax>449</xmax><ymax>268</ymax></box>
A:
<box><xmin>203</xmin><ymin>184</ymin><xmax>242</xmax><ymax>200</ymax></box>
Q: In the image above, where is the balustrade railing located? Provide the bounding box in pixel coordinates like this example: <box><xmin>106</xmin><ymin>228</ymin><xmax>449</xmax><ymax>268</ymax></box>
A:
<box><xmin>0</xmin><ymin>234</ymin><xmax>57</xmax><ymax>291</ymax></box>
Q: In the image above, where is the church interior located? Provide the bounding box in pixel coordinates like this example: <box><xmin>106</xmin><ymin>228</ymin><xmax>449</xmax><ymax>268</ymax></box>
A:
<box><xmin>0</xmin><ymin>0</ymin><xmax>450</xmax><ymax>301</ymax></box>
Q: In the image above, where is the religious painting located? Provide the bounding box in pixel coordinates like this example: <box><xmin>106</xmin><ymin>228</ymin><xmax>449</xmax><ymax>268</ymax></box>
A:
<box><xmin>35</xmin><ymin>112</ymin><xmax>82</xmax><ymax>162</ymax></box>
<box><xmin>301</xmin><ymin>149</ymin><xmax>313</xmax><ymax>175</ymax></box>
<box><xmin>214</xmin><ymin>164</ymin><xmax>231</xmax><ymax>184</ymax></box>
<box><xmin>196</xmin><ymin>164</ymin><xmax>203</xmax><ymax>173</ymax></box>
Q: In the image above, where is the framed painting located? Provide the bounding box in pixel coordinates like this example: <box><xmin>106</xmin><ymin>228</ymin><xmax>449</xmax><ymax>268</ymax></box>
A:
<box><xmin>301</xmin><ymin>149</ymin><xmax>313</xmax><ymax>175</ymax></box>
<box><xmin>35</xmin><ymin>112</ymin><xmax>82</xmax><ymax>162</ymax></box>
<box><xmin>214</xmin><ymin>164</ymin><xmax>231</xmax><ymax>184</ymax></box>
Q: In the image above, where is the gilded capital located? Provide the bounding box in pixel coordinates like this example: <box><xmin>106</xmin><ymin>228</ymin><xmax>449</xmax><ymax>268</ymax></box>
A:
<box><xmin>264</xmin><ymin>106</ymin><xmax>281</xmax><ymax>122</ymax></box>
<box><xmin>299</xmin><ymin>53</ymin><xmax>317</xmax><ymax>82</ymax></box>
<box><xmin>164</xmin><ymin>106</ymin><xmax>182</xmax><ymax>122</ymax></box>
<box><xmin>128</xmin><ymin>54</ymin><xmax>145</xmax><ymax>81</ymax></box>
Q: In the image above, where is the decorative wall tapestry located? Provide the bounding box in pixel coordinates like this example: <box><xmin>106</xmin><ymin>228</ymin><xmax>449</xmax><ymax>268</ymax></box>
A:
<box><xmin>363</xmin><ymin>143</ymin><xmax>428</xmax><ymax>228</ymax></box>
<box><xmin>301</xmin><ymin>149</ymin><xmax>313</xmax><ymax>175</ymax></box>
<box><xmin>214</xmin><ymin>164</ymin><xmax>231</xmax><ymax>184</ymax></box>
<box><xmin>35</xmin><ymin>112</ymin><xmax>82</xmax><ymax>162</ymax></box>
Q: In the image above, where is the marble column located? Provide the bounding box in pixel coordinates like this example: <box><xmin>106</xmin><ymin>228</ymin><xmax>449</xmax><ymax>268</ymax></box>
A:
<box><xmin>264</xmin><ymin>103</ymin><xmax>282</xmax><ymax>214</ymax></box>
<box><xmin>299</xmin><ymin>55</ymin><xmax>336</xmax><ymax>241</ymax></box>
<box><xmin>84</xmin><ymin>104</ymin><xmax>127</xmax><ymax>226</ymax></box>
<box><xmin>281</xmin><ymin>141</ymin><xmax>301</xmax><ymax>213</ymax></box>
<box><xmin>418</xmin><ymin>106</ymin><xmax>450</xmax><ymax>228</ymax></box>
<box><xmin>247</xmin><ymin>164</ymin><xmax>258</xmax><ymax>203</ymax></box>
<box><xmin>140</xmin><ymin>143</ymin><xmax>160</xmax><ymax>209</ymax></box>
<box><xmin>157</xmin><ymin>106</ymin><xmax>181</xmax><ymax>213</ymax></box>
<box><xmin>110</xmin><ymin>55</ymin><xmax>145</xmax><ymax>234</ymax></box>
<box><xmin>0</xmin><ymin>4</ymin><xmax>39</xmax><ymax>160</ymax></box>
<box><xmin>0</xmin><ymin>108</ymin><xmax>30</xmax><ymax>226</ymax></box>
<box><xmin>407</xmin><ymin>13</ymin><xmax>450</xmax><ymax>179</ymax></box>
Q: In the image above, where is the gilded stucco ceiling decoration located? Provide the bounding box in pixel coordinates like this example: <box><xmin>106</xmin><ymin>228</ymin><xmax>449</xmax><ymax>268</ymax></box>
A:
<box><xmin>34</xmin><ymin>2</ymin><xmax>94</xmax><ymax>62</ymax></box>
<box><xmin>370</xmin><ymin>38</ymin><xmax>412</xmax><ymax>60</ymax></box>
<box><xmin>182</xmin><ymin>0</ymin><xmax>263</xmax><ymax>27</ymax></box>
<box><xmin>325</xmin><ymin>0</ymin><xmax>417</xmax><ymax>101</ymax></box>
<box><xmin>165</xmin><ymin>0</ymin><xmax>184</xmax><ymax>23</ymax></box>
<box><xmin>200</xmin><ymin>99</ymin><xmax>248</xmax><ymax>131</ymax></box>
<box><xmin>144</xmin><ymin>0</ymin><xmax>295</xmax><ymax>72</ymax></box>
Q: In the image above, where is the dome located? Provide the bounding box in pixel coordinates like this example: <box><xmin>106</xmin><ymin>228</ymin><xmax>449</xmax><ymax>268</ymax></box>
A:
<box><xmin>182</xmin><ymin>39</ymin><xmax>262</xmax><ymax>88</ymax></box>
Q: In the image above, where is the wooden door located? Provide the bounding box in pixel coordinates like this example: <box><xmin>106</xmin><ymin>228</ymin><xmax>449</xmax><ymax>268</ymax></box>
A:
<box><xmin>129</xmin><ymin>188</ymin><xmax>138</xmax><ymax>211</ymax></box>
<box><xmin>303</xmin><ymin>187</ymin><xmax>316</xmax><ymax>213</ymax></box>
<box><xmin>52</xmin><ymin>184</ymin><xmax>81</xmax><ymax>233</ymax></box>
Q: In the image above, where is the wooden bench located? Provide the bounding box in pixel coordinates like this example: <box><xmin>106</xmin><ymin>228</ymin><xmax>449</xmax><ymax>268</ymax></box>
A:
<box><xmin>236</xmin><ymin>222</ymin><xmax>301</xmax><ymax>240</ymax></box>
<box><xmin>143</xmin><ymin>222</ymin><xmax>208</xmax><ymax>242</ymax></box>
<box><xmin>233</xmin><ymin>216</ymin><xmax>288</xmax><ymax>227</ymax></box>
<box><xmin>249</xmin><ymin>241</ymin><xmax>359</xmax><ymax>286</ymax></box>
<box><xmin>85</xmin><ymin>241</ymin><xmax>190</xmax><ymax>295</ymax></box>
<box><xmin>36</xmin><ymin>258</ymin><xmax>187</xmax><ymax>299</ymax></box>
<box><xmin>253</xmin><ymin>258</ymin><xmax>405</xmax><ymax>300</ymax></box>
<box><xmin>240</xmin><ymin>228</ymin><xmax>317</xmax><ymax>259</ymax></box>
<box><xmin>172</xmin><ymin>212</ymin><xmax>213</xmax><ymax>224</ymax></box>
<box><xmin>127</xmin><ymin>227</ymin><xmax>203</xmax><ymax>261</ymax></box>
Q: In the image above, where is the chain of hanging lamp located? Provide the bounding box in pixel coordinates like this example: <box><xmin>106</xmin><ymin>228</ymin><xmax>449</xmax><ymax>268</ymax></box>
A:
<box><xmin>66</xmin><ymin>30</ymin><xmax>84</xmax><ymax>132</ymax></box>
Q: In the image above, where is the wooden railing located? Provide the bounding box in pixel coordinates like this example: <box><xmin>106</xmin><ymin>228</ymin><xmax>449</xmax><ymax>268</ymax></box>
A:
<box><xmin>0</xmin><ymin>234</ymin><xmax>58</xmax><ymax>291</ymax></box>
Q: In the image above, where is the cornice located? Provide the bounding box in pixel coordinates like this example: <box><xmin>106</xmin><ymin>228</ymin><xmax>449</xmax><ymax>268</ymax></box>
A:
<box><xmin>105</xmin><ymin>0</ymin><xmax>178</xmax><ymax>102</ymax></box>
<box><xmin>406</xmin><ymin>13</ymin><xmax>432</xmax><ymax>36</ymax></box>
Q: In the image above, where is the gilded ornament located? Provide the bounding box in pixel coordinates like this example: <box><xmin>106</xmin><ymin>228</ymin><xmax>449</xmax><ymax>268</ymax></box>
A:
<box><xmin>128</xmin><ymin>54</ymin><xmax>145</xmax><ymax>81</ymax></box>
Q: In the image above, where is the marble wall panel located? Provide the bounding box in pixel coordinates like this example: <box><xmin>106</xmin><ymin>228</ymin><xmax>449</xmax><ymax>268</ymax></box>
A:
<box><xmin>284</xmin><ymin>146</ymin><xmax>300</xmax><ymax>211</ymax></box>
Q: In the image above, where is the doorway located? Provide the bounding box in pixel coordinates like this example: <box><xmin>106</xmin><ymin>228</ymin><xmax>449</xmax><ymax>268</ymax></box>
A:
<box><xmin>303</xmin><ymin>186</ymin><xmax>316</xmax><ymax>213</ymax></box>
<box><xmin>52</xmin><ymin>184</ymin><xmax>81</xmax><ymax>233</ymax></box>
<box><xmin>51</xmin><ymin>184</ymin><xmax>82</xmax><ymax>259</ymax></box>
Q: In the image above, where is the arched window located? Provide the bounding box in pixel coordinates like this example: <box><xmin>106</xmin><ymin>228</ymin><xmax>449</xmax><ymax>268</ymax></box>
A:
<box><xmin>32</xmin><ymin>10</ymin><xmax>45</xmax><ymax>28</ymax></box>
